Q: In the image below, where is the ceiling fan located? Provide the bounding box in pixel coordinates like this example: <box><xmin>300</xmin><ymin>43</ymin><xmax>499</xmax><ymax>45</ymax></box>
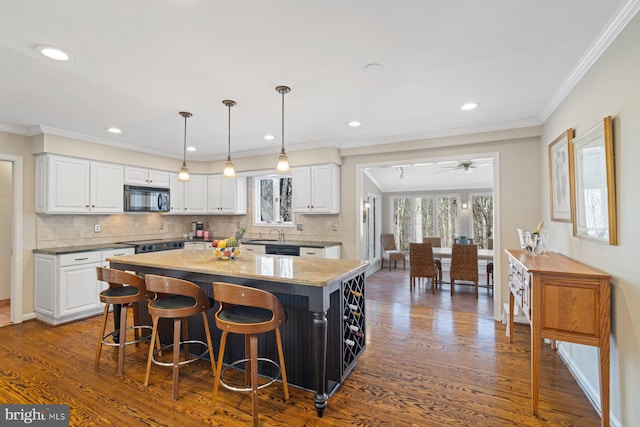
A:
<box><xmin>438</xmin><ymin>160</ymin><xmax>477</xmax><ymax>174</ymax></box>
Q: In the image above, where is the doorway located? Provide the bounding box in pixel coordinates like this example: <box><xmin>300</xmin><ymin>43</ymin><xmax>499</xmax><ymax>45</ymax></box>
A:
<box><xmin>0</xmin><ymin>154</ymin><xmax>24</xmax><ymax>326</ymax></box>
<box><xmin>0</xmin><ymin>161</ymin><xmax>12</xmax><ymax>325</ymax></box>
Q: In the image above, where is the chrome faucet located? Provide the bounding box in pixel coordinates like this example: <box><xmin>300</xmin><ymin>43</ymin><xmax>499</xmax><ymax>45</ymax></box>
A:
<box><xmin>270</xmin><ymin>227</ymin><xmax>285</xmax><ymax>244</ymax></box>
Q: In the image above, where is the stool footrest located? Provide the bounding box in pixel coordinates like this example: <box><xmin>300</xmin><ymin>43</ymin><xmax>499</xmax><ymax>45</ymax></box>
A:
<box><xmin>101</xmin><ymin>325</ymin><xmax>153</xmax><ymax>347</ymax></box>
<box><xmin>151</xmin><ymin>340</ymin><xmax>210</xmax><ymax>368</ymax></box>
<box><xmin>219</xmin><ymin>357</ymin><xmax>281</xmax><ymax>392</ymax></box>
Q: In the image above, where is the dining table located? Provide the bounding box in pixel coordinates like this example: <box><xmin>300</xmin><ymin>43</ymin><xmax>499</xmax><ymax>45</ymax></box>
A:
<box><xmin>432</xmin><ymin>247</ymin><xmax>494</xmax><ymax>261</ymax></box>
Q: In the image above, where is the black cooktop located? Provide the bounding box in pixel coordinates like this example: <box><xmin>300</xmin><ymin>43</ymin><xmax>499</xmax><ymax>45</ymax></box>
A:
<box><xmin>118</xmin><ymin>239</ymin><xmax>185</xmax><ymax>253</ymax></box>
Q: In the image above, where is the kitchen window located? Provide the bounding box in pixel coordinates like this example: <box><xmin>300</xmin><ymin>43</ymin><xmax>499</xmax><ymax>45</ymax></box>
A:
<box><xmin>253</xmin><ymin>175</ymin><xmax>293</xmax><ymax>225</ymax></box>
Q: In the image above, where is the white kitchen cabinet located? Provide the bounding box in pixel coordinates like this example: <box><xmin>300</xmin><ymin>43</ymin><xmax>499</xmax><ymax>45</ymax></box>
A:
<box><xmin>207</xmin><ymin>174</ymin><xmax>247</xmax><ymax>215</ymax></box>
<box><xmin>291</xmin><ymin>164</ymin><xmax>340</xmax><ymax>214</ymax></box>
<box><xmin>300</xmin><ymin>245</ymin><xmax>341</xmax><ymax>259</ymax></box>
<box><xmin>242</xmin><ymin>244</ymin><xmax>266</xmax><ymax>255</ymax></box>
<box><xmin>124</xmin><ymin>166</ymin><xmax>170</xmax><ymax>187</ymax></box>
<box><xmin>169</xmin><ymin>173</ymin><xmax>208</xmax><ymax>214</ymax></box>
<box><xmin>34</xmin><ymin>247</ymin><xmax>135</xmax><ymax>325</ymax></box>
<box><xmin>35</xmin><ymin>154</ymin><xmax>123</xmax><ymax>214</ymax></box>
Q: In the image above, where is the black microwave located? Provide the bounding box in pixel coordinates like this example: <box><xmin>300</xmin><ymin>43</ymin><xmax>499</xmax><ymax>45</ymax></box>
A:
<box><xmin>124</xmin><ymin>185</ymin><xmax>170</xmax><ymax>212</ymax></box>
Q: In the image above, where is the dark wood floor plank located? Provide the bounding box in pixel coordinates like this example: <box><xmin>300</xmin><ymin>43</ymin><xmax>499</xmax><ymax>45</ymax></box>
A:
<box><xmin>0</xmin><ymin>268</ymin><xmax>601</xmax><ymax>426</ymax></box>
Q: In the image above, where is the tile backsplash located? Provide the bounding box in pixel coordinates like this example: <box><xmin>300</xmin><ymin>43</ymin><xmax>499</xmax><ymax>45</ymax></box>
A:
<box><xmin>36</xmin><ymin>213</ymin><xmax>343</xmax><ymax>248</ymax></box>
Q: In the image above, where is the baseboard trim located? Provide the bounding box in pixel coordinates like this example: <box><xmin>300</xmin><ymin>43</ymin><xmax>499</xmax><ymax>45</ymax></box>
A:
<box><xmin>557</xmin><ymin>343</ymin><xmax>621</xmax><ymax>427</ymax></box>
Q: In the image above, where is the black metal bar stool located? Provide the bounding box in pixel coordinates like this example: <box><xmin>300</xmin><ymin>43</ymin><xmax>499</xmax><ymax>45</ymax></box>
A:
<box><xmin>144</xmin><ymin>274</ymin><xmax>217</xmax><ymax>401</ymax></box>
<box><xmin>95</xmin><ymin>267</ymin><xmax>156</xmax><ymax>375</ymax></box>
<box><xmin>212</xmin><ymin>282</ymin><xmax>289</xmax><ymax>427</ymax></box>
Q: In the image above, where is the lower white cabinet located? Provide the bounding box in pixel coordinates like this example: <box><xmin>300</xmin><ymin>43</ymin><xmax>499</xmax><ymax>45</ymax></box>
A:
<box><xmin>300</xmin><ymin>245</ymin><xmax>341</xmax><ymax>259</ymax></box>
<box><xmin>34</xmin><ymin>247</ymin><xmax>135</xmax><ymax>325</ymax></box>
<box><xmin>242</xmin><ymin>244</ymin><xmax>266</xmax><ymax>255</ymax></box>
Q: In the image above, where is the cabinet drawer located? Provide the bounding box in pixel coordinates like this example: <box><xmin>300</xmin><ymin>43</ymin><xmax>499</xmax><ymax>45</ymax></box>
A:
<box><xmin>102</xmin><ymin>248</ymin><xmax>135</xmax><ymax>259</ymax></box>
<box><xmin>300</xmin><ymin>247</ymin><xmax>324</xmax><ymax>258</ymax></box>
<box><xmin>59</xmin><ymin>251</ymin><xmax>102</xmax><ymax>267</ymax></box>
<box><xmin>243</xmin><ymin>244</ymin><xmax>266</xmax><ymax>255</ymax></box>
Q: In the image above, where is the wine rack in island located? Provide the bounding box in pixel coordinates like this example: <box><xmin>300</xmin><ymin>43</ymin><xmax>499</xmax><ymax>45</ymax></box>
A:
<box><xmin>342</xmin><ymin>273</ymin><xmax>365</xmax><ymax>376</ymax></box>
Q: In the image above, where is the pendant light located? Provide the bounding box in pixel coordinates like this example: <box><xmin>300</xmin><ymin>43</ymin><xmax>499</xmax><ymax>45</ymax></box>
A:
<box><xmin>222</xmin><ymin>99</ymin><xmax>237</xmax><ymax>177</ymax></box>
<box><xmin>275</xmin><ymin>85</ymin><xmax>291</xmax><ymax>172</ymax></box>
<box><xmin>178</xmin><ymin>111</ymin><xmax>192</xmax><ymax>181</ymax></box>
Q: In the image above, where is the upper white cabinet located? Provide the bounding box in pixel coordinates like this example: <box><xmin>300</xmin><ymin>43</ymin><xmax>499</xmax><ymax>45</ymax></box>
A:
<box><xmin>169</xmin><ymin>173</ymin><xmax>208</xmax><ymax>214</ymax></box>
<box><xmin>207</xmin><ymin>175</ymin><xmax>247</xmax><ymax>215</ymax></box>
<box><xmin>36</xmin><ymin>154</ymin><xmax>123</xmax><ymax>214</ymax></box>
<box><xmin>291</xmin><ymin>164</ymin><xmax>340</xmax><ymax>214</ymax></box>
<box><xmin>124</xmin><ymin>166</ymin><xmax>170</xmax><ymax>187</ymax></box>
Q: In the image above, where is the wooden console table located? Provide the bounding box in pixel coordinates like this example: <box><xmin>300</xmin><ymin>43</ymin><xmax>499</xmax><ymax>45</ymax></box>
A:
<box><xmin>505</xmin><ymin>249</ymin><xmax>611</xmax><ymax>427</ymax></box>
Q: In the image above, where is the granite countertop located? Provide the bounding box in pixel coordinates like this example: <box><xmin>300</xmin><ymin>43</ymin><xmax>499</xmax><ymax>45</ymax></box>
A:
<box><xmin>107</xmin><ymin>250</ymin><xmax>367</xmax><ymax>287</ymax></box>
<box><xmin>33</xmin><ymin>242</ymin><xmax>136</xmax><ymax>255</ymax></box>
<box><xmin>33</xmin><ymin>238</ymin><xmax>342</xmax><ymax>256</ymax></box>
<box><xmin>241</xmin><ymin>239</ymin><xmax>341</xmax><ymax>248</ymax></box>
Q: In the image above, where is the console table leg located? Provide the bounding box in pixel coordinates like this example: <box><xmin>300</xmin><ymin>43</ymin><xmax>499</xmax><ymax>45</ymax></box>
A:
<box><xmin>312</xmin><ymin>311</ymin><xmax>328</xmax><ymax>417</ymax></box>
<box><xmin>531</xmin><ymin>324</ymin><xmax>541</xmax><ymax>415</ymax></box>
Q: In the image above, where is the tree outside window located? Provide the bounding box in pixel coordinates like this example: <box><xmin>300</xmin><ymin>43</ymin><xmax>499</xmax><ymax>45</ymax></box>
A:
<box><xmin>391</xmin><ymin>195</ymin><xmax>460</xmax><ymax>250</ymax></box>
<box><xmin>470</xmin><ymin>193</ymin><xmax>493</xmax><ymax>248</ymax></box>
<box><xmin>254</xmin><ymin>176</ymin><xmax>292</xmax><ymax>225</ymax></box>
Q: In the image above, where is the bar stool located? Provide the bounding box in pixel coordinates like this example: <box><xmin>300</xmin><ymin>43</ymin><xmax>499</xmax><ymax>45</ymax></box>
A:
<box><xmin>212</xmin><ymin>282</ymin><xmax>289</xmax><ymax>427</ymax></box>
<box><xmin>144</xmin><ymin>274</ymin><xmax>217</xmax><ymax>401</ymax></box>
<box><xmin>95</xmin><ymin>267</ymin><xmax>155</xmax><ymax>375</ymax></box>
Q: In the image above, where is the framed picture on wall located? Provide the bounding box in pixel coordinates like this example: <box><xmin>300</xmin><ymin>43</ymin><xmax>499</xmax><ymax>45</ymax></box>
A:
<box><xmin>548</xmin><ymin>129</ymin><xmax>573</xmax><ymax>222</ymax></box>
<box><xmin>569</xmin><ymin>116</ymin><xmax>617</xmax><ymax>245</ymax></box>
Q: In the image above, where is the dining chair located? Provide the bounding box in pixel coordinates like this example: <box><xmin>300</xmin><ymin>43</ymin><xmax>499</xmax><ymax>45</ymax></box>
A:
<box><xmin>381</xmin><ymin>233</ymin><xmax>405</xmax><ymax>271</ymax></box>
<box><xmin>449</xmin><ymin>243</ymin><xmax>479</xmax><ymax>298</ymax></box>
<box><xmin>409</xmin><ymin>243</ymin><xmax>437</xmax><ymax>293</ymax></box>
<box><xmin>486</xmin><ymin>238</ymin><xmax>494</xmax><ymax>291</ymax></box>
<box><xmin>422</xmin><ymin>237</ymin><xmax>443</xmax><ymax>286</ymax></box>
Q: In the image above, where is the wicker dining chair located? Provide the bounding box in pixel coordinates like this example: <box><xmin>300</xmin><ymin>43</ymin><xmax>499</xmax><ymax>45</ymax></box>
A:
<box><xmin>422</xmin><ymin>237</ymin><xmax>443</xmax><ymax>287</ymax></box>
<box><xmin>409</xmin><ymin>243</ymin><xmax>437</xmax><ymax>293</ymax></box>
<box><xmin>449</xmin><ymin>243</ymin><xmax>479</xmax><ymax>298</ymax></box>
<box><xmin>381</xmin><ymin>234</ymin><xmax>405</xmax><ymax>270</ymax></box>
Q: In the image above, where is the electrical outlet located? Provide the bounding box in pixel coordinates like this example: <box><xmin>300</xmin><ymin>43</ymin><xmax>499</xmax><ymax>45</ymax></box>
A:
<box><xmin>332</xmin><ymin>223</ymin><xmax>338</xmax><ymax>231</ymax></box>
<box><xmin>158</xmin><ymin>222</ymin><xmax>164</xmax><ymax>230</ymax></box>
<box><xmin>94</xmin><ymin>224</ymin><xmax>101</xmax><ymax>233</ymax></box>
<box><xmin>296</xmin><ymin>223</ymin><xmax>304</xmax><ymax>231</ymax></box>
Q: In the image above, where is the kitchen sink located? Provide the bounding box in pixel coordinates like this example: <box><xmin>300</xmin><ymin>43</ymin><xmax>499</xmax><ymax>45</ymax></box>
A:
<box><xmin>244</xmin><ymin>239</ymin><xmax>280</xmax><ymax>244</ymax></box>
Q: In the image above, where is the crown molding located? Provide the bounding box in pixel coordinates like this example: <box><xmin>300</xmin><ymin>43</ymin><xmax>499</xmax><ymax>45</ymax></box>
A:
<box><xmin>339</xmin><ymin>118</ymin><xmax>542</xmax><ymax>150</ymax></box>
<box><xmin>539</xmin><ymin>0</ymin><xmax>640</xmax><ymax>121</ymax></box>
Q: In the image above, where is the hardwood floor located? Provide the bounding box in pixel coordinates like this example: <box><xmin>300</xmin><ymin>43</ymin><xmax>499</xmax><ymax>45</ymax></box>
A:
<box><xmin>0</xmin><ymin>269</ymin><xmax>601</xmax><ymax>426</ymax></box>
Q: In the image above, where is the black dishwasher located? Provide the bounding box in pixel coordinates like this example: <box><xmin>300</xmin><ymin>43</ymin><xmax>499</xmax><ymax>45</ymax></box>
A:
<box><xmin>265</xmin><ymin>244</ymin><xmax>300</xmax><ymax>256</ymax></box>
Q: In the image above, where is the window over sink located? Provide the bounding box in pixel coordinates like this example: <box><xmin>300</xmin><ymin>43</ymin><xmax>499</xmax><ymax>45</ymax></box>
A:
<box><xmin>253</xmin><ymin>175</ymin><xmax>293</xmax><ymax>226</ymax></box>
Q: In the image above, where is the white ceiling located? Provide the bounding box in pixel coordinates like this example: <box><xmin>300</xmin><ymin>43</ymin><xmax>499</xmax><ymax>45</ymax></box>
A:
<box><xmin>0</xmin><ymin>0</ymin><xmax>636</xmax><ymax>169</ymax></box>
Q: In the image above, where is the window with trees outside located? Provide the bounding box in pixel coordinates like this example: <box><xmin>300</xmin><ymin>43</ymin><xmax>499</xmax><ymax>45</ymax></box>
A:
<box><xmin>391</xmin><ymin>195</ymin><xmax>460</xmax><ymax>250</ymax></box>
<box><xmin>470</xmin><ymin>192</ymin><xmax>493</xmax><ymax>249</ymax></box>
<box><xmin>253</xmin><ymin>176</ymin><xmax>293</xmax><ymax>225</ymax></box>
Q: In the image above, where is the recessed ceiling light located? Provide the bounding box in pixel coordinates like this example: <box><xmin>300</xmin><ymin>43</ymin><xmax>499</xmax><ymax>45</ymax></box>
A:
<box><xmin>106</xmin><ymin>127</ymin><xmax>122</xmax><ymax>134</ymax></box>
<box><xmin>36</xmin><ymin>45</ymin><xmax>72</xmax><ymax>61</ymax></box>
<box><xmin>461</xmin><ymin>102</ymin><xmax>478</xmax><ymax>111</ymax></box>
<box><xmin>348</xmin><ymin>121</ymin><xmax>361</xmax><ymax>127</ymax></box>
<box><xmin>264</xmin><ymin>134</ymin><xmax>275</xmax><ymax>141</ymax></box>
<box><xmin>186</xmin><ymin>146</ymin><xmax>196</xmax><ymax>152</ymax></box>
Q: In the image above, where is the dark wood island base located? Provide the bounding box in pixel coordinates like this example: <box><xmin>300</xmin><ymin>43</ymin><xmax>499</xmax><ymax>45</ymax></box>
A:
<box><xmin>108</xmin><ymin>250</ymin><xmax>367</xmax><ymax>417</ymax></box>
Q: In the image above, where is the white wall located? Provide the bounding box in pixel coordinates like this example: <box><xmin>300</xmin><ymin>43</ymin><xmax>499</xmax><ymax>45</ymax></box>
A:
<box><xmin>0</xmin><ymin>161</ymin><xmax>11</xmax><ymax>300</ymax></box>
<box><xmin>541</xmin><ymin>12</ymin><xmax>640</xmax><ymax>426</ymax></box>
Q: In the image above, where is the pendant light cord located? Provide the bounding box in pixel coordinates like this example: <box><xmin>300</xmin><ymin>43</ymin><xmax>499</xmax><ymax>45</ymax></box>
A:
<box><xmin>281</xmin><ymin>89</ymin><xmax>285</xmax><ymax>154</ymax></box>
<box><xmin>183</xmin><ymin>114</ymin><xmax>187</xmax><ymax>164</ymax></box>
<box><xmin>228</xmin><ymin>103</ymin><xmax>232</xmax><ymax>160</ymax></box>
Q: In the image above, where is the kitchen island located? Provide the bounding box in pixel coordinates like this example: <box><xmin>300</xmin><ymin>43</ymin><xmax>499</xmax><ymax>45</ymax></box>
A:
<box><xmin>108</xmin><ymin>249</ymin><xmax>367</xmax><ymax>417</ymax></box>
